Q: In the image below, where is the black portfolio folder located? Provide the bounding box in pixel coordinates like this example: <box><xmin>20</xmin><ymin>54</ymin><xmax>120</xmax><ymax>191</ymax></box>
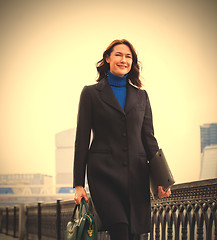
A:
<box><xmin>149</xmin><ymin>149</ymin><xmax>175</xmax><ymax>200</ymax></box>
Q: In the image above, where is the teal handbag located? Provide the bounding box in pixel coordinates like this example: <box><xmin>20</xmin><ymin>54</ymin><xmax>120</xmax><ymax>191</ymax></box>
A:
<box><xmin>65</xmin><ymin>198</ymin><xmax>97</xmax><ymax>240</ymax></box>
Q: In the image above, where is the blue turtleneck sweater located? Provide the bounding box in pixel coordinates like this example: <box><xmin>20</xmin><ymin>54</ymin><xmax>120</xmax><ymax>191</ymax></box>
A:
<box><xmin>107</xmin><ymin>70</ymin><xmax>127</xmax><ymax>110</ymax></box>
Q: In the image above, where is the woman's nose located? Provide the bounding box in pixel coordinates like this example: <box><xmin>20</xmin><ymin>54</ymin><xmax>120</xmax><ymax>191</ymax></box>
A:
<box><xmin>121</xmin><ymin>56</ymin><xmax>126</xmax><ymax>62</ymax></box>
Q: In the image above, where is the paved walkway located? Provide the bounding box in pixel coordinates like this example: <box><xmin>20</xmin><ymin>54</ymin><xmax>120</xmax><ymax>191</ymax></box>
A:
<box><xmin>0</xmin><ymin>233</ymin><xmax>17</xmax><ymax>239</ymax></box>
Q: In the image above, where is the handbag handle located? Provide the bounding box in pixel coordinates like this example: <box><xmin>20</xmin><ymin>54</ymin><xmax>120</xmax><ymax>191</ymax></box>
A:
<box><xmin>78</xmin><ymin>198</ymin><xmax>89</xmax><ymax>217</ymax></box>
<box><xmin>70</xmin><ymin>203</ymin><xmax>79</xmax><ymax>222</ymax></box>
<box><xmin>71</xmin><ymin>198</ymin><xmax>89</xmax><ymax>222</ymax></box>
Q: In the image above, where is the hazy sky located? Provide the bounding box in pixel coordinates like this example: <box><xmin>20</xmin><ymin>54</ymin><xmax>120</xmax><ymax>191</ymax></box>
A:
<box><xmin>0</xmin><ymin>0</ymin><xmax>217</xmax><ymax>184</ymax></box>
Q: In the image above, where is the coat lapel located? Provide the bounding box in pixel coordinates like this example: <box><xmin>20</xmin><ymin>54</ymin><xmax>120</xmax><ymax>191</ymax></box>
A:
<box><xmin>124</xmin><ymin>83</ymin><xmax>139</xmax><ymax>115</ymax></box>
<box><xmin>96</xmin><ymin>78</ymin><xmax>125</xmax><ymax>115</ymax></box>
<box><xmin>96</xmin><ymin>78</ymin><xmax>139</xmax><ymax>115</ymax></box>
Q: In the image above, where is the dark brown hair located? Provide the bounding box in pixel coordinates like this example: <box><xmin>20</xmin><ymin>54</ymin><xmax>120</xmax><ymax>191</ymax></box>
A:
<box><xmin>96</xmin><ymin>39</ymin><xmax>142</xmax><ymax>88</ymax></box>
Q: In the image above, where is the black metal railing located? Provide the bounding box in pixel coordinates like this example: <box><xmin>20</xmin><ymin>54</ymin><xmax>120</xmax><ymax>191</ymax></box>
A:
<box><xmin>0</xmin><ymin>205</ymin><xmax>19</xmax><ymax>238</ymax></box>
<box><xmin>151</xmin><ymin>199</ymin><xmax>217</xmax><ymax>239</ymax></box>
<box><xmin>0</xmin><ymin>178</ymin><xmax>217</xmax><ymax>239</ymax></box>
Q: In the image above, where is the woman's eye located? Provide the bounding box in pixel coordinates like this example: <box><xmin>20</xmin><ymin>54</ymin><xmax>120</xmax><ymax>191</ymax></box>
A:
<box><xmin>115</xmin><ymin>54</ymin><xmax>132</xmax><ymax>58</ymax></box>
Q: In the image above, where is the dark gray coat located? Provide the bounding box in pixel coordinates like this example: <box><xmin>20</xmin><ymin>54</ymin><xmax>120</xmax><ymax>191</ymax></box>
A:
<box><xmin>73</xmin><ymin>78</ymin><xmax>159</xmax><ymax>234</ymax></box>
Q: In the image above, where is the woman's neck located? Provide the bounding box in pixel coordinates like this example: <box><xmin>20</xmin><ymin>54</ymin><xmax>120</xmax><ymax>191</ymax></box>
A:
<box><xmin>107</xmin><ymin>70</ymin><xmax>127</xmax><ymax>87</ymax></box>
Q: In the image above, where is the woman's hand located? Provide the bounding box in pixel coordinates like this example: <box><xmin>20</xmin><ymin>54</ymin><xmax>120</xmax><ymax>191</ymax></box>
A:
<box><xmin>74</xmin><ymin>186</ymin><xmax>88</xmax><ymax>204</ymax></box>
<box><xmin>158</xmin><ymin>186</ymin><xmax>171</xmax><ymax>198</ymax></box>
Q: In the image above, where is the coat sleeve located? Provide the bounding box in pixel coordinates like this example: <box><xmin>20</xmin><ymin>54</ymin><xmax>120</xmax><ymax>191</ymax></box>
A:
<box><xmin>141</xmin><ymin>90</ymin><xmax>159</xmax><ymax>160</ymax></box>
<box><xmin>73</xmin><ymin>86</ymin><xmax>92</xmax><ymax>187</ymax></box>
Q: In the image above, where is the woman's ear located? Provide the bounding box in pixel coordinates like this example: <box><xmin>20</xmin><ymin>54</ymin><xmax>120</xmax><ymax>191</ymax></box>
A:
<box><xmin>106</xmin><ymin>55</ymin><xmax>110</xmax><ymax>63</ymax></box>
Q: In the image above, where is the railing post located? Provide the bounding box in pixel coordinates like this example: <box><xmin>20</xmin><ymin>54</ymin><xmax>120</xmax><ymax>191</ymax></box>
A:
<box><xmin>13</xmin><ymin>206</ymin><xmax>16</xmax><ymax>238</ymax></box>
<box><xmin>19</xmin><ymin>204</ymin><xmax>26</xmax><ymax>240</ymax></box>
<box><xmin>6</xmin><ymin>207</ymin><xmax>8</xmax><ymax>235</ymax></box>
<box><xmin>57</xmin><ymin>200</ymin><xmax>61</xmax><ymax>240</ymax></box>
<box><xmin>0</xmin><ymin>208</ymin><xmax>2</xmax><ymax>233</ymax></box>
<box><xmin>155</xmin><ymin>208</ymin><xmax>160</xmax><ymax>240</ymax></box>
<box><xmin>195</xmin><ymin>203</ymin><xmax>204</xmax><ymax>240</ymax></box>
<box><xmin>211</xmin><ymin>202</ymin><xmax>217</xmax><ymax>240</ymax></box>
<box><xmin>38</xmin><ymin>203</ymin><xmax>41</xmax><ymax>240</ymax></box>
<box><xmin>167</xmin><ymin>205</ymin><xmax>173</xmax><ymax>240</ymax></box>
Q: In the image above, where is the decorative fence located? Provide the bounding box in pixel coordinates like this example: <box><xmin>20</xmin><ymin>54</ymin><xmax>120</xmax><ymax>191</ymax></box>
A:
<box><xmin>0</xmin><ymin>178</ymin><xmax>217</xmax><ymax>240</ymax></box>
<box><xmin>0</xmin><ymin>206</ymin><xmax>19</xmax><ymax>238</ymax></box>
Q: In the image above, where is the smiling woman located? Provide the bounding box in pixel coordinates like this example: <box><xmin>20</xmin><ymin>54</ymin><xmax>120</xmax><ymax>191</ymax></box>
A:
<box><xmin>73</xmin><ymin>39</ymin><xmax>171</xmax><ymax>240</ymax></box>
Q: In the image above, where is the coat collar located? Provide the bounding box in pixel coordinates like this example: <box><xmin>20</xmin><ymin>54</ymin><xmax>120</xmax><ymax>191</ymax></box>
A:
<box><xmin>96</xmin><ymin>78</ymin><xmax>139</xmax><ymax>115</ymax></box>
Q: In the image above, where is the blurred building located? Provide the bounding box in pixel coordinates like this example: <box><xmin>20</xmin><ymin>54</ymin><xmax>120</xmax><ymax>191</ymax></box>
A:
<box><xmin>200</xmin><ymin>123</ymin><xmax>217</xmax><ymax>180</ymax></box>
<box><xmin>55</xmin><ymin>128</ymin><xmax>89</xmax><ymax>194</ymax></box>
<box><xmin>0</xmin><ymin>173</ymin><xmax>53</xmax><ymax>195</ymax></box>
<box><xmin>200</xmin><ymin>145</ymin><xmax>217</xmax><ymax>180</ymax></box>
<box><xmin>200</xmin><ymin>123</ymin><xmax>217</xmax><ymax>152</ymax></box>
<box><xmin>55</xmin><ymin>128</ymin><xmax>75</xmax><ymax>194</ymax></box>
<box><xmin>0</xmin><ymin>174</ymin><xmax>54</xmax><ymax>206</ymax></box>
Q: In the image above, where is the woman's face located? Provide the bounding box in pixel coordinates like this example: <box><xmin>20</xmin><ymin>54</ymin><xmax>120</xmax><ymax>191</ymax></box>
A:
<box><xmin>106</xmin><ymin>44</ymin><xmax>133</xmax><ymax>77</ymax></box>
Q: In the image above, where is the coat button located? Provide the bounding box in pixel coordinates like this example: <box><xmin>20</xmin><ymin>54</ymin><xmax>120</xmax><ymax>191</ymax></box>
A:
<box><xmin>122</xmin><ymin>132</ymin><xmax>127</xmax><ymax>137</ymax></box>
